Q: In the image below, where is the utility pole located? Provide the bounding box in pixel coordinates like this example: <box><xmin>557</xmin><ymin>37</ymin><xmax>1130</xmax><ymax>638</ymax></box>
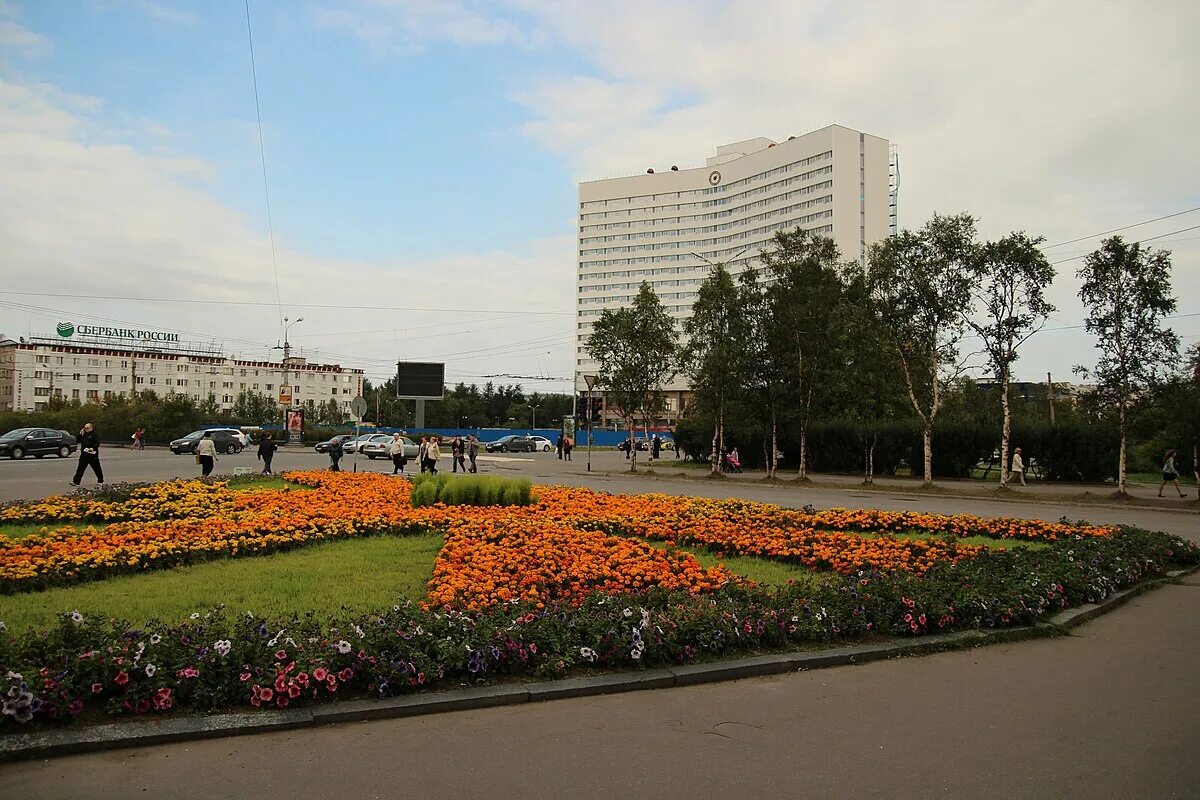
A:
<box><xmin>276</xmin><ymin>317</ymin><xmax>303</xmax><ymax>442</ymax></box>
<box><xmin>1047</xmin><ymin>372</ymin><xmax>1055</xmax><ymax>425</ymax></box>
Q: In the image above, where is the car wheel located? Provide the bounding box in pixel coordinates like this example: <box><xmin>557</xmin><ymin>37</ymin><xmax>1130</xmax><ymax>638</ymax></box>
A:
<box><xmin>499</xmin><ymin>445</ymin><xmax>508</xmax><ymax>453</ymax></box>
<box><xmin>10</xmin><ymin>446</ymin><xmax>24</xmax><ymax>460</ymax></box>
<box><xmin>58</xmin><ymin>446</ymin><xmax>70</xmax><ymax>458</ymax></box>
<box><xmin>543</xmin><ymin>445</ymin><xmax>551</xmax><ymax>452</ymax></box>
<box><xmin>367</xmin><ymin>454</ymin><xmax>376</xmax><ymax>460</ymax></box>
<box><xmin>232</xmin><ymin>444</ymin><xmax>243</xmax><ymax>454</ymax></box>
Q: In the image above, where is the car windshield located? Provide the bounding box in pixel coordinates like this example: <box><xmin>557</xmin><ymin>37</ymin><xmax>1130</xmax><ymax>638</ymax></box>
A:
<box><xmin>1</xmin><ymin>429</ymin><xmax>36</xmax><ymax>441</ymax></box>
<box><xmin>181</xmin><ymin>431</ymin><xmax>204</xmax><ymax>440</ymax></box>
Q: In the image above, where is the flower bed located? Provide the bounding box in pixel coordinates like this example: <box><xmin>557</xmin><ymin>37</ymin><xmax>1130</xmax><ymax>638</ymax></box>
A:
<box><xmin>0</xmin><ymin>472</ymin><xmax>1195</xmax><ymax>728</ymax></box>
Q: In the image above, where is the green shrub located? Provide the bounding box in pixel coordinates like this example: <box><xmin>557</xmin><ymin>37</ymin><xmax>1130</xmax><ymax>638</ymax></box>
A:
<box><xmin>409</xmin><ymin>474</ymin><xmax>534</xmax><ymax>507</ymax></box>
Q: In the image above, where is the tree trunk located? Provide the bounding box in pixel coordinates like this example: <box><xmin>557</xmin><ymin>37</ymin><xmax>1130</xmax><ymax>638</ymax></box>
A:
<box><xmin>1117</xmin><ymin>400</ymin><xmax>1127</xmax><ymax>494</ymax></box>
<box><xmin>769</xmin><ymin>413</ymin><xmax>778</xmax><ymax>480</ymax></box>
<box><xmin>710</xmin><ymin>414</ymin><xmax>720</xmax><ymax>476</ymax></box>
<box><xmin>1193</xmin><ymin>441</ymin><xmax>1199</xmax><ymax>488</ymax></box>
<box><xmin>797</xmin><ymin>423</ymin><xmax>808</xmax><ymax>480</ymax></box>
<box><xmin>922</xmin><ymin>423</ymin><xmax>933</xmax><ymax>486</ymax></box>
<box><xmin>717</xmin><ymin>403</ymin><xmax>726</xmax><ymax>476</ymax></box>
<box><xmin>867</xmin><ymin>432</ymin><xmax>876</xmax><ymax>484</ymax></box>
<box><xmin>999</xmin><ymin>377</ymin><xmax>1011</xmax><ymax>486</ymax></box>
<box><xmin>627</xmin><ymin>416</ymin><xmax>637</xmax><ymax>473</ymax></box>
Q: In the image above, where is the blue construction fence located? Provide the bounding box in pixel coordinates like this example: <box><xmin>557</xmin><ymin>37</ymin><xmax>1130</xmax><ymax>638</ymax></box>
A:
<box><xmin>248</xmin><ymin>425</ymin><xmax>673</xmax><ymax>448</ymax></box>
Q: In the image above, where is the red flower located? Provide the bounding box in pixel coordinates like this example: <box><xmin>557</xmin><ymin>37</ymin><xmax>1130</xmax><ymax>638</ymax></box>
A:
<box><xmin>135</xmin><ymin>699</ymin><xmax>151</xmax><ymax>714</ymax></box>
<box><xmin>274</xmin><ymin>649</ymin><xmax>287</xmax><ymax>661</ymax></box>
<box><xmin>258</xmin><ymin>687</ymin><xmax>274</xmax><ymax>702</ymax></box>
<box><xmin>114</xmin><ymin>671</ymin><xmax>129</xmax><ymax>686</ymax></box>
<box><xmin>250</xmin><ymin>695</ymin><xmax>261</xmax><ymax>708</ymax></box>
<box><xmin>337</xmin><ymin>668</ymin><xmax>353</xmax><ymax>682</ymax></box>
<box><xmin>313</xmin><ymin>667</ymin><xmax>328</xmax><ymax>682</ymax></box>
<box><xmin>288</xmin><ymin>684</ymin><xmax>301</xmax><ymax>699</ymax></box>
<box><xmin>239</xmin><ymin>672</ymin><xmax>252</xmax><ymax>682</ymax></box>
<box><xmin>68</xmin><ymin>699</ymin><xmax>84</xmax><ymax>716</ymax></box>
<box><xmin>275</xmin><ymin>694</ymin><xmax>290</xmax><ymax>708</ymax></box>
<box><xmin>296</xmin><ymin>672</ymin><xmax>310</xmax><ymax>686</ymax></box>
<box><xmin>91</xmin><ymin>682</ymin><xmax>103</xmax><ymax>694</ymax></box>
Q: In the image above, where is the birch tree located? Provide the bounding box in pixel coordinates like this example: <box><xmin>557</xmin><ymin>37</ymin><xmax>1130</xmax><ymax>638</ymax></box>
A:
<box><xmin>967</xmin><ymin>232</ymin><xmax>1056</xmax><ymax>486</ymax></box>
<box><xmin>1076</xmin><ymin>236</ymin><xmax>1179</xmax><ymax>494</ymax></box>
<box><xmin>867</xmin><ymin>213</ymin><xmax>978</xmax><ymax>486</ymax></box>
<box><xmin>584</xmin><ymin>282</ymin><xmax>678</xmax><ymax>472</ymax></box>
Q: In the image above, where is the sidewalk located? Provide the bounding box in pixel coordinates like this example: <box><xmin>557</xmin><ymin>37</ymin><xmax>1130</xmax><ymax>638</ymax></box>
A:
<box><xmin>6</xmin><ymin>575</ymin><xmax>1196</xmax><ymax>799</ymax></box>
<box><xmin>607</xmin><ymin>458</ymin><xmax>1200</xmax><ymax>515</ymax></box>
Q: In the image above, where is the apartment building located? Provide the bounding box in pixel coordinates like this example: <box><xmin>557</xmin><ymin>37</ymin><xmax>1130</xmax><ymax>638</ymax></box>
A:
<box><xmin>576</xmin><ymin>124</ymin><xmax>893</xmax><ymax>422</ymax></box>
<box><xmin>0</xmin><ymin>333</ymin><xmax>364</xmax><ymax>414</ymax></box>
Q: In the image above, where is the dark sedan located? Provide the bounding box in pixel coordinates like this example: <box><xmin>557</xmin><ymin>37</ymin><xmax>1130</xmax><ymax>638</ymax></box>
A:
<box><xmin>0</xmin><ymin>428</ymin><xmax>77</xmax><ymax>460</ymax></box>
<box><xmin>169</xmin><ymin>430</ymin><xmax>242</xmax><ymax>455</ymax></box>
<box><xmin>314</xmin><ymin>434</ymin><xmax>356</xmax><ymax>454</ymax></box>
<box><xmin>484</xmin><ymin>435</ymin><xmax>537</xmax><ymax>453</ymax></box>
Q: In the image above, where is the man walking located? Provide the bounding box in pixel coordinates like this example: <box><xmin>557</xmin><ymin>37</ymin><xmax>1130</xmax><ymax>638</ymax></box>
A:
<box><xmin>451</xmin><ymin>436</ymin><xmax>467</xmax><ymax>473</ymax></box>
<box><xmin>257</xmin><ymin>432</ymin><xmax>277</xmax><ymax>475</ymax></box>
<box><xmin>651</xmin><ymin>434</ymin><xmax>661</xmax><ymax>461</ymax></box>
<box><xmin>72</xmin><ymin>422</ymin><xmax>104</xmax><ymax>486</ymax></box>
<box><xmin>467</xmin><ymin>434</ymin><xmax>479</xmax><ymax>473</ymax></box>
<box><xmin>388</xmin><ymin>433</ymin><xmax>406</xmax><ymax>475</ymax></box>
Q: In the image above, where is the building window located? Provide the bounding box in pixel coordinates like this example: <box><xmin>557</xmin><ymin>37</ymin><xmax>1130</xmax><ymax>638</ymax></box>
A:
<box><xmin>135</xmin><ymin>377</ymin><xmax>144</xmax><ymax>384</ymax></box>
<box><xmin>86</xmin><ymin>374</ymin><xmax>99</xmax><ymax>383</ymax></box>
<box><xmin>148</xmin><ymin>377</ymin><xmax>156</xmax><ymax>385</ymax></box>
<box><xmin>36</xmin><ymin>355</ymin><xmax>49</xmax><ymax>364</ymax></box>
<box><xmin>34</xmin><ymin>387</ymin><xmax>50</xmax><ymax>397</ymax></box>
<box><xmin>72</xmin><ymin>373</ymin><xmax>81</xmax><ymax>381</ymax></box>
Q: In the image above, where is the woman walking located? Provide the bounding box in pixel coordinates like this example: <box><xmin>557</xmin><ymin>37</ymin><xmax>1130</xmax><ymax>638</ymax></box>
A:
<box><xmin>424</xmin><ymin>437</ymin><xmax>441</xmax><ymax>475</ymax></box>
<box><xmin>71</xmin><ymin>422</ymin><xmax>104</xmax><ymax>486</ymax></box>
<box><xmin>257</xmin><ymin>432</ymin><xmax>277</xmax><ymax>476</ymax></box>
<box><xmin>467</xmin><ymin>434</ymin><xmax>479</xmax><ymax>473</ymax></box>
<box><xmin>1158</xmin><ymin>450</ymin><xmax>1188</xmax><ymax>498</ymax></box>
<box><xmin>388</xmin><ymin>433</ymin><xmax>407</xmax><ymax>475</ymax></box>
<box><xmin>196</xmin><ymin>431</ymin><xmax>217</xmax><ymax>477</ymax></box>
<box><xmin>1010</xmin><ymin>447</ymin><xmax>1026</xmax><ymax>487</ymax></box>
<box><xmin>452</xmin><ymin>436</ymin><xmax>467</xmax><ymax>473</ymax></box>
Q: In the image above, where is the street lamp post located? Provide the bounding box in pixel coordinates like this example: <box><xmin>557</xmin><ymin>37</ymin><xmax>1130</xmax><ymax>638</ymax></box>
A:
<box><xmin>583</xmin><ymin>374</ymin><xmax>599</xmax><ymax>472</ymax></box>
<box><xmin>531</xmin><ymin>404</ymin><xmax>540</xmax><ymax>432</ymax></box>
<box><xmin>274</xmin><ymin>317</ymin><xmax>303</xmax><ymax>443</ymax></box>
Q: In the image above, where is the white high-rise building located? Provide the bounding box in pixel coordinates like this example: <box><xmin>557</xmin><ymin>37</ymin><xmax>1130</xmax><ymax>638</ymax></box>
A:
<box><xmin>576</xmin><ymin>124</ymin><xmax>893</xmax><ymax>418</ymax></box>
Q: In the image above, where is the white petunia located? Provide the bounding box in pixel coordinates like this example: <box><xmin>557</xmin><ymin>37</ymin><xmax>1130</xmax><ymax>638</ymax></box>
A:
<box><xmin>334</xmin><ymin>640</ymin><xmax>352</xmax><ymax>654</ymax></box>
<box><xmin>144</xmin><ymin>664</ymin><xmax>156</xmax><ymax>678</ymax></box>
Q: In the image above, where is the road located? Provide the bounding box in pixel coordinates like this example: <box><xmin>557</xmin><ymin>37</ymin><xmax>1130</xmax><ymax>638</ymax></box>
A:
<box><xmin>5</xmin><ymin>571</ymin><xmax>1198</xmax><ymax>799</ymax></box>
<box><xmin>7</xmin><ymin>446</ymin><xmax>1195</xmax><ymax>541</ymax></box>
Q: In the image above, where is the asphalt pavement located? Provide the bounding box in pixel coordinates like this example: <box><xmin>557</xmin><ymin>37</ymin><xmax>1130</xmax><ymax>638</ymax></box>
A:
<box><xmin>5</xmin><ymin>572</ymin><xmax>1198</xmax><ymax>799</ymax></box>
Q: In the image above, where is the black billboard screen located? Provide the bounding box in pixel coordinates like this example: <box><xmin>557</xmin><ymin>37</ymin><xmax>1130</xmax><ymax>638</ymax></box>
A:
<box><xmin>396</xmin><ymin>362</ymin><xmax>445</xmax><ymax>399</ymax></box>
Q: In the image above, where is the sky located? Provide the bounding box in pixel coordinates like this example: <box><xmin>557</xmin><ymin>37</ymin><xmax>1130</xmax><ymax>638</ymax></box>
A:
<box><xmin>1</xmin><ymin>0</ymin><xmax>1197</xmax><ymax>392</ymax></box>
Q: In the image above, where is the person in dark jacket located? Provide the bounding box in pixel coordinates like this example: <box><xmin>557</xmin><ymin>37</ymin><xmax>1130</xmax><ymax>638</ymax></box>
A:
<box><xmin>651</xmin><ymin>434</ymin><xmax>661</xmax><ymax>460</ymax></box>
<box><xmin>257</xmin><ymin>432</ymin><xmax>277</xmax><ymax>476</ymax></box>
<box><xmin>451</xmin><ymin>436</ymin><xmax>467</xmax><ymax>473</ymax></box>
<box><xmin>467</xmin><ymin>434</ymin><xmax>479</xmax><ymax>473</ymax></box>
<box><xmin>329</xmin><ymin>437</ymin><xmax>343</xmax><ymax>472</ymax></box>
<box><xmin>72</xmin><ymin>422</ymin><xmax>104</xmax><ymax>486</ymax></box>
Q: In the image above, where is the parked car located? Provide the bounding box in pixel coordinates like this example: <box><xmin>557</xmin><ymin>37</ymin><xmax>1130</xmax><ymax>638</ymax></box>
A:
<box><xmin>528</xmin><ymin>436</ymin><xmax>554</xmax><ymax>452</ymax></box>
<box><xmin>314</xmin><ymin>434</ymin><xmax>355</xmax><ymax>454</ymax></box>
<box><xmin>0</xmin><ymin>427</ymin><xmax>77</xmax><ymax>460</ymax></box>
<box><xmin>169</xmin><ymin>430</ymin><xmax>242</xmax><ymax>455</ymax></box>
<box><xmin>617</xmin><ymin>438</ymin><xmax>650</xmax><ymax>452</ymax></box>
<box><xmin>341</xmin><ymin>434</ymin><xmax>379</xmax><ymax>455</ymax></box>
<box><xmin>358</xmin><ymin>434</ymin><xmax>406</xmax><ymax>459</ymax></box>
<box><xmin>485</xmin><ymin>435</ymin><xmax>537</xmax><ymax>453</ymax></box>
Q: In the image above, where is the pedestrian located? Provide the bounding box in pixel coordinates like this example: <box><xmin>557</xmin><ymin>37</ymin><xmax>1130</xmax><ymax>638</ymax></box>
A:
<box><xmin>625</xmin><ymin>436</ymin><xmax>633</xmax><ymax>460</ymax></box>
<box><xmin>452</xmin><ymin>436</ymin><xmax>467</xmax><ymax>473</ymax></box>
<box><xmin>651</xmin><ymin>434</ymin><xmax>661</xmax><ymax>461</ymax></box>
<box><xmin>329</xmin><ymin>436</ymin><xmax>343</xmax><ymax>472</ymax></box>
<box><xmin>130</xmin><ymin>427</ymin><xmax>145</xmax><ymax>451</ymax></box>
<box><xmin>388</xmin><ymin>433</ymin><xmax>407</xmax><ymax>475</ymax></box>
<box><xmin>196</xmin><ymin>431</ymin><xmax>217</xmax><ymax>477</ymax></box>
<box><xmin>1158</xmin><ymin>449</ymin><xmax>1188</xmax><ymax>498</ymax></box>
<box><xmin>673</xmin><ymin>434</ymin><xmax>680</xmax><ymax>459</ymax></box>
<box><xmin>1010</xmin><ymin>447</ymin><xmax>1026</xmax><ymax>486</ymax></box>
<box><xmin>425</xmin><ymin>436</ymin><xmax>441</xmax><ymax>475</ymax></box>
<box><xmin>257</xmin><ymin>432</ymin><xmax>277</xmax><ymax>475</ymax></box>
<box><xmin>418</xmin><ymin>436</ymin><xmax>429</xmax><ymax>474</ymax></box>
<box><xmin>564</xmin><ymin>434</ymin><xmax>573</xmax><ymax>461</ymax></box>
<box><xmin>71</xmin><ymin>422</ymin><xmax>104</xmax><ymax>486</ymax></box>
<box><xmin>467</xmin><ymin>434</ymin><xmax>479</xmax><ymax>473</ymax></box>
<box><xmin>556</xmin><ymin>435</ymin><xmax>564</xmax><ymax>460</ymax></box>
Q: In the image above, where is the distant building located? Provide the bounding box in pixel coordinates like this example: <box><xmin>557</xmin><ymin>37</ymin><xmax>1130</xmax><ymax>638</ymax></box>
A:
<box><xmin>575</xmin><ymin>124</ymin><xmax>893</xmax><ymax>425</ymax></box>
<box><xmin>0</xmin><ymin>330</ymin><xmax>364</xmax><ymax>414</ymax></box>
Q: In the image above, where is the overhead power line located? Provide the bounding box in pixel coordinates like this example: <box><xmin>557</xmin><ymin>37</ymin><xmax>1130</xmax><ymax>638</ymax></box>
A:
<box><xmin>1049</xmin><ymin>223</ymin><xmax>1200</xmax><ymax>265</ymax></box>
<box><xmin>1042</xmin><ymin>206</ymin><xmax>1200</xmax><ymax>249</ymax></box>
<box><xmin>243</xmin><ymin>0</ymin><xmax>283</xmax><ymax>331</ymax></box>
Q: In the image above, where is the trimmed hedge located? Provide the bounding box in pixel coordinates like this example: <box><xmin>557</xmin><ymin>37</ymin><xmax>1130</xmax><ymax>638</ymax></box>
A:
<box><xmin>409</xmin><ymin>474</ymin><xmax>534</xmax><ymax>507</ymax></box>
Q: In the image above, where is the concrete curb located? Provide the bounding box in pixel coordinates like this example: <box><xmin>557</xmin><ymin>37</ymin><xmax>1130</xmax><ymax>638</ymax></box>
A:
<box><xmin>2</xmin><ymin>568</ymin><xmax>1193</xmax><ymax>763</ymax></box>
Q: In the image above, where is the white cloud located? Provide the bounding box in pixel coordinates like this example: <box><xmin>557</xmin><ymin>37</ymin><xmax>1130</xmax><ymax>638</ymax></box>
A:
<box><xmin>0</xmin><ymin>18</ymin><xmax>49</xmax><ymax>54</ymax></box>
<box><xmin>314</xmin><ymin>0</ymin><xmax>532</xmax><ymax>55</ymax></box>
<box><xmin>510</xmin><ymin>0</ymin><xmax>1200</xmax><ymax>379</ymax></box>
<box><xmin>0</xmin><ymin>77</ymin><xmax>575</xmax><ymax>385</ymax></box>
<box><xmin>132</xmin><ymin>2</ymin><xmax>195</xmax><ymax>24</ymax></box>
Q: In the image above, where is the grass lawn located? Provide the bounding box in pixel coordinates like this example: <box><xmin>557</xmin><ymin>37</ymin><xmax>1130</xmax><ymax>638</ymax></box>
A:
<box><xmin>0</xmin><ymin>533</ymin><xmax>444</xmax><ymax>635</ymax></box>
<box><xmin>857</xmin><ymin>530</ymin><xmax>1049</xmax><ymax>550</ymax></box>
<box><xmin>648</xmin><ymin>541</ymin><xmax>827</xmax><ymax>590</ymax></box>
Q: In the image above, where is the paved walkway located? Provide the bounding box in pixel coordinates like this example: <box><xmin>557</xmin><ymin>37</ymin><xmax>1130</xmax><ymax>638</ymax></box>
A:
<box><xmin>6</xmin><ymin>573</ymin><xmax>1198</xmax><ymax>799</ymax></box>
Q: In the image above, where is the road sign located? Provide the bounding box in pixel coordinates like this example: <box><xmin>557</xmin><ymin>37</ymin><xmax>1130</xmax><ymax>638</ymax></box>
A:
<box><xmin>350</xmin><ymin>395</ymin><xmax>368</xmax><ymax>419</ymax></box>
